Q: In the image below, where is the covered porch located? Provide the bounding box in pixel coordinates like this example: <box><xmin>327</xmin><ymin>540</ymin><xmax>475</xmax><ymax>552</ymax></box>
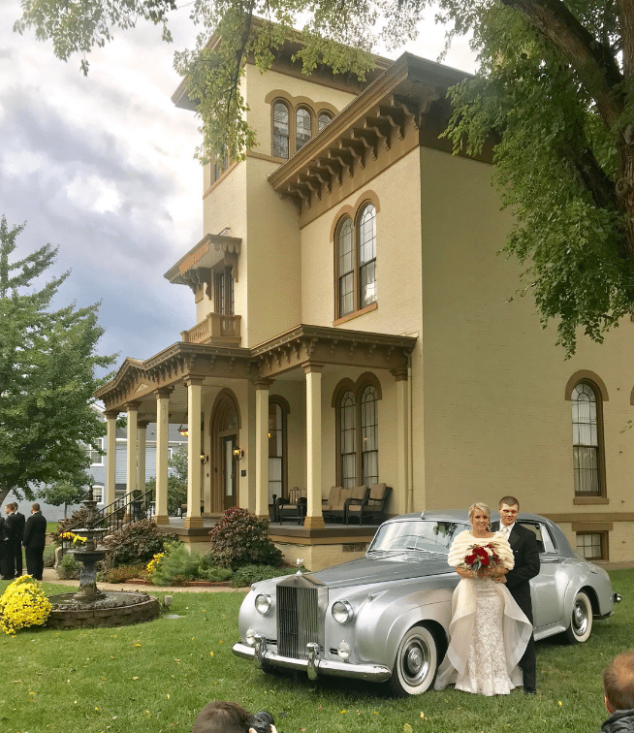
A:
<box><xmin>94</xmin><ymin>324</ymin><xmax>416</xmax><ymax>570</ymax></box>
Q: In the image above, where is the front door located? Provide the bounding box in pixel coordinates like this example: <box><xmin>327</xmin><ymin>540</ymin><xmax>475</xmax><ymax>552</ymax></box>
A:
<box><xmin>222</xmin><ymin>435</ymin><xmax>237</xmax><ymax>511</ymax></box>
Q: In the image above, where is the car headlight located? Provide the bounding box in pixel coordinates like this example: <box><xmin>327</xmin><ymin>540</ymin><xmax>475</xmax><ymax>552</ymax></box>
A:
<box><xmin>246</xmin><ymin>628</ymin><xmax>257</xmax><ymax>646</ymax></box>
<box><xmin>331</xmin><ymin>600</ymin><xmax>354</xmax><ymax>625</ymax></box>
<box><xmin>255</xmin><ymin>593</ymin><xmax>273</xmax><ymax>616</ymax></box>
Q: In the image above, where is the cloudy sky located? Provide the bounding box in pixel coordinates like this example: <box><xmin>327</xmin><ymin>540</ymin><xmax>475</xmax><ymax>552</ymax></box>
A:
<box><xmin>0</xmin><ymin>2</ymin><xmax>475</xmax><ymax>379</ymax></box>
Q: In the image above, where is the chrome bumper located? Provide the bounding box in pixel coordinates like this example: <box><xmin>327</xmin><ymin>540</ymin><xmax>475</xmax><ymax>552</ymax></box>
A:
<box><xmin>232</xmin><ymin>637</ymin><xmax>392</xmax><ymax>683</ymax></box>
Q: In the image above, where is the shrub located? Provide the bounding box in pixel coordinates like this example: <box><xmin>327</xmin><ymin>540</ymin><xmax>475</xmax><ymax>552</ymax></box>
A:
<box><xmin>0</xmin><ymin>576</ymin><xmax>52</xmax><ymax>635</ymax></box>
<box><xmin>230</xmin><ymin>564</ymin><xmax>306</xmax><ymax>587</ymax></box>
<box><xmin>99</xmin><ymin>563</ymin><xmax>148</xmax><ymax>584</ymax></box>
<box><xmin>208</xmin><ymin>508</ymin><xmax>282</xmax><ymax>569</ymax></box>
<box><xmin>43</xmin><ymin>546</ymin><xmax>56</xmax><ymax>568</ymax></box>
<box><xmin>148</xmin><ymin>543</ymin><xmax>233</xmax><ymax>586</ymax></box>
<box><xmin>100</xmin><ymin>519</ymin><xmax>177</xmax><ymax>568</ymax></box>
<box><xmin>56</xmin><ymin>552</ymin><xmax>79</xmax><ymax>579</ymax></box>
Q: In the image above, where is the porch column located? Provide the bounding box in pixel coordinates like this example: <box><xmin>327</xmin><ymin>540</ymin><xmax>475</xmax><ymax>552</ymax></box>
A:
<box><xmin>104</xmin><ymin>410</ymin><xmax>119</xmax><ymax>509</ymax></box>
<box><xmin>154</xmin><ymin>388</ymin><xmax>171</xmax><ymax>525</ymax></box>
<box><xmin>185</xmin><ymin>378</ymin><xmax>203</xmax><ymax>529</ymax></box>
<box><xmin>125</xmin><ymin>402</ymin><xmax>140</xmax><ymax>505</ymax></box>
<box><xmin>304</xmin><ymin>364</ymin><xmax>325</xmax><ymax>529</ymax></box>
<box><xmin>137</xmin><ymin>421</ymin><xmax>149</xmax><ymax>497</ymax></box>
<box><xmin>393</xmin><ymin>368</ymin><xmax>410</xmax><ymax>514</ymax></box>
<box><xmin>254</xmin><ymin>379</ymin><xmax>272</xmax><ymax>520</ymax></box>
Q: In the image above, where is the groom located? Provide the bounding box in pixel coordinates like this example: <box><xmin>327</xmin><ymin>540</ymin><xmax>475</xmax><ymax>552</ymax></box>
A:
<box><xmin>491</xmin><ymin>495</ymin><xmax>540</xmax><ymax>695</ymax></box>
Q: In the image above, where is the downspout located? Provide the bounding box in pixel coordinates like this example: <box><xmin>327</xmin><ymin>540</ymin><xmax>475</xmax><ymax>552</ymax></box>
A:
<box><xmin>407</xmin><ymin>351</ymin><xmax>414</xmax><ymax>514</ymax></box>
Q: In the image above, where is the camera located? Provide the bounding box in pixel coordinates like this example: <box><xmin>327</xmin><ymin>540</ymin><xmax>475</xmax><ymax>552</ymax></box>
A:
<box><xmin>249</xmin><ymin>711</ymin><xmax>275</xmax><ymax>733</ymax></box>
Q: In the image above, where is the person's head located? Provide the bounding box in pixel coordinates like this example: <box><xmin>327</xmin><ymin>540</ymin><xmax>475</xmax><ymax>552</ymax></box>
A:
<box><xmin>8</xmin><ymin>502</ymin><xmax>17</xmax><ymax>512</ymax></box>
<box><xmin>191</xmin><ymin>701</ymin><xmax>252</xmax><ymax>733</ymax></box>
<box><xmin>468</xmin><ymin>502</ymin><xmax>490</xmax><ymax>533</ymax></box>
<box><xmin>603</xmin><ymin>651</ymin><xmax>634</xmax><ymax>714</ymax></box>
<box><xmin>498</xmin><ymin>496</ymin><xmax>520</xmax><ymax>528</ymax></box>
<box><xmin>31</xmin><ymin>503</ymin><xmax>40</xmax><ymax>514</ymax></box>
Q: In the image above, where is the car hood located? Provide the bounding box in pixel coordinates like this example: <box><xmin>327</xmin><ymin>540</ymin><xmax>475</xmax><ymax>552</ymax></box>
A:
<box><xmin>308</xmin><ymin>551</ymin><xmax>452</xmax><ymax>589</ymax></box>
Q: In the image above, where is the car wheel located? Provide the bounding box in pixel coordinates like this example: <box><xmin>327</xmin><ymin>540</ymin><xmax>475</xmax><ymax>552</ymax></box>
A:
<box><xmin>564</xmin><ymin>590</ymin><xmax>593</xmax><ymax>644</ymax></box>
<box><xmin>388</xmin><ymin>625</ymin><xmax>438</xmax><ymax>697</ymax></box>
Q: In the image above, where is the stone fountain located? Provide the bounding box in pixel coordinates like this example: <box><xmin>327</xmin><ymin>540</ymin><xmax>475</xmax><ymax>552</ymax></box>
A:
<box><xmin>47</xmin><ymin>496</ymin><xmax>161</xmax><ymax>630</ymax></box>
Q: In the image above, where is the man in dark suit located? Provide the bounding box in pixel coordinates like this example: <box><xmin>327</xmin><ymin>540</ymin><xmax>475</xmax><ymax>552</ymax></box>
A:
<box><xmin>7</xmin><ymin>503</ymin><xmax>26</xmax><ymax>577</ymax></box>
<box><xmin>491</xmin><ymin>495</ymin><xmax>540</xmax><ymax>695</ymax></box>
<box><xmin>22</xmin><ymin>503</ymin><xmax>47</xmax><ymax>581</ymax></box>
<box><xmin>0</xmin><ymin>512</ymin><xmax>9</xmax><ymax>580</ymax></box>
<box><xmin>1</xmin><ymin>504</ymin><xmax>15</xmax><ymax>579</ymax></box>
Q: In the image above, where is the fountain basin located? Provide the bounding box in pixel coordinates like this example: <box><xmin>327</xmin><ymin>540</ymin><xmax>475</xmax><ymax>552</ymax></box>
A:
<box><xmin>47</xmin><ymin>591</ymin><xmax>161</xmax><ymax>629</ymax></box>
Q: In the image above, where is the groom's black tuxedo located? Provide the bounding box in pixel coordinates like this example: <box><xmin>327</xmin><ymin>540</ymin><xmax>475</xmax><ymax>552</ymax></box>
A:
<box><xmin>491</xmin><ymin>520</ymin><xmax>540</xmax><ymax>692</ymax></box>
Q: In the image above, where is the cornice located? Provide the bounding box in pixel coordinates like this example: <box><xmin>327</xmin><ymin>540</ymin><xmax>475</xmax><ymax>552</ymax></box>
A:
<box><xmin>95</xmin><ymin>324</ymin><xmax>418</xmax><ymax>407</ymax></box>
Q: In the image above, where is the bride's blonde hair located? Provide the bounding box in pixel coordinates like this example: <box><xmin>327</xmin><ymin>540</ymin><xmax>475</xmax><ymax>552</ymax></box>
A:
<box><xmin>468</xmin><ymin>502</ymin><xmax>491</xmax><ymax>525</ymax></box>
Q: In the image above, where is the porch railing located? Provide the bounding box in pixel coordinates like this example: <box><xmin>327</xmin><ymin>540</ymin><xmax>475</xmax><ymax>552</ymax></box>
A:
<box><xmin>65</xmin><ymin>489</ymin><xmax>156</xmax><ymax>535</ymax></box>
<box><xmin>181</xmin><ymin>313</ymin><xmax>241</xmax><ymax>345</ymax></box>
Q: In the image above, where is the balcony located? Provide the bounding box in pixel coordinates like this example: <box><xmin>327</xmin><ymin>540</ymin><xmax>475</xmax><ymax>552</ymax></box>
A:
<box><xmin>181</xmin><ymin>313</ymin><xmax>241</xmax><ymax>346</ymax></box>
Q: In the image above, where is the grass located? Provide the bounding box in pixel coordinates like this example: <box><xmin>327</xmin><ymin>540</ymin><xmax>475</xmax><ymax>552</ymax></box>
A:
<box><xmin>0</xmin><ymin>570</ymin><xmax>632</xmax><ymax>733</ymax></box>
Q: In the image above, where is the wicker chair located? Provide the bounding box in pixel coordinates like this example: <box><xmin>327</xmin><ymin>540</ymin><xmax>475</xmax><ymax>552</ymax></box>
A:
<box><xmin>346</xmin><ymin>483</ymin><xmax>392</xmax><ymax>525</ymax></box>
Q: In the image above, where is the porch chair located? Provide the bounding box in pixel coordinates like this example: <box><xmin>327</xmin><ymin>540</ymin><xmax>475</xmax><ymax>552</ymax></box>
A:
<box><xmin>275</xmin><ymin>487</ymin><xmax>307</xmax><ymax>524</ymax></box>
<box><xmin>345</xmin><ymin>483</ymin><xmax>392</xmax><ymax>525</ymax></box>
<box><xmin>322</xmin><ymin>485</ymin><xmax>368</xmax><ymax>523</ymax></box>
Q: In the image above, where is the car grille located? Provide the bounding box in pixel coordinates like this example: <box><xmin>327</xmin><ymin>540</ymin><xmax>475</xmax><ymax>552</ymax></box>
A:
<box><xmin>277</xmin><ymin>583</ymin><xmax>319</xmax><ymax>659</ymax></box>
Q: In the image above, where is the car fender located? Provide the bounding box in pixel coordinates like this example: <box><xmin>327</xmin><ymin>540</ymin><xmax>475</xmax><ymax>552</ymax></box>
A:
<box><xmin>353</xmin><ymin>576</ymin><xmax>454</xmax><ymax>668</ymax></box>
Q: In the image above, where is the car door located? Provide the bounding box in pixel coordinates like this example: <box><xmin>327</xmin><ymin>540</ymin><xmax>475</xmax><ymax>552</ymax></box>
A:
<box><xmin>521</xmin><ymin>521</ymin><xmax>567</xmax><ymax>634</ymax></box>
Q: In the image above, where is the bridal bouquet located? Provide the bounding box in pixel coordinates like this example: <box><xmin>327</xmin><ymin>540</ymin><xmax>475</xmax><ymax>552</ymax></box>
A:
<box><xmin>464</xmin><ymin>543</ymin><xmax>500</xmax><ymax>572</ymax></box>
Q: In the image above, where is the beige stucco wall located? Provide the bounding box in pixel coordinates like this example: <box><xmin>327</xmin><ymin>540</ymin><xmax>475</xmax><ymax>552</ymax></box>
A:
<box><xmin>299</xmin><ymin>148</ymin><xmax>424</xmax><ymax>515</ymax></box>
<box><xmin>418</xmin><ymin>145</ymin><xmax>634</xmax><ymax>559</ymax></box>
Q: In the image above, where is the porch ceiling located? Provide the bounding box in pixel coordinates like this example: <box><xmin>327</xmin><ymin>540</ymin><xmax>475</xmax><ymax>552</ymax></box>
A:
<box><xmin>95</xmin><ymin>324</ymin><xmax>417</xmax><ymax>415</ymax></box>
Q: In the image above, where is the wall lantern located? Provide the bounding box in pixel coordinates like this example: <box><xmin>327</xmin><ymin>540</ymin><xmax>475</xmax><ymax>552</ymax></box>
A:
<box><xmin>232</xmin><ymin>447</ymin><xmax>244</xmax><ymax>460</ymax></box>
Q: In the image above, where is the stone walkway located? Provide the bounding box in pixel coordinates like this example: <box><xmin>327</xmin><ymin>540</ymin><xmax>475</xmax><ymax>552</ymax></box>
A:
<box><xmin>41</xmin><ymin>567</ymin><xmax>248</xmax><ymax>594</ymax></box>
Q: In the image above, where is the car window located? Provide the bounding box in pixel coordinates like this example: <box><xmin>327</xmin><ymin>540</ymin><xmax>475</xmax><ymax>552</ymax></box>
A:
<box><xmin>368</xmin><ymin>521</ymin><xmax>468</xmax><ymax>554</ymax></box>
<box><xmin>518</xmin><ymin>521</ymin><xmax>556</xmax><ymax>554</ymax></box>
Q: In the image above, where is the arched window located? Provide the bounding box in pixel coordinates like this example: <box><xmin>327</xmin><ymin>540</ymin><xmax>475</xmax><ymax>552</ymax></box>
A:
<box><xmin>296</xmin><ymin>107</ymin><xmax>312</xmax><ymax>151</ymax></box>
<box><xmin>335</xmin><ymin>376</ymin><xmax>382</xmax><ymax>487</ymax></box>
<box><xmin>571</xmin><ymin>381</ymin><xmax>604</xmax><ymax>496</ymax></box>
<box><xmin>337</xmin><ymin>218</ymin><xmax>355</xmax><ymax>317</ymax></box>
<box><xmin>268</xmin><ymin>400</ymin><xmax>288</xmax><ymax>500</ymax></box>
<box><xmin>273</xmin><ymin>101</ymin><xmax>290</xmax><ymax>158</ymax></box>
<box><xmin>358</xmin><ymin>204</ymin><xmax>377</xmax><ymax>308</ymax></box>
<box><xmin>361</xmin><ymin>386</ymin><xmax>378</xmax><ymax>485</ymax></box>
<box><xmin>340</xmin><ymin>391</ymin><xmax>357</xmax><ymax>487</ymax></box>
<box><xmin>318</xmin><ymin>111</ymin><xmax>332</xmax><ymax>131</ymax></box>
<box><xmin>335</xmin><ymin>200</ymin><xmax>378</xmax><ymax>319</ymax></box>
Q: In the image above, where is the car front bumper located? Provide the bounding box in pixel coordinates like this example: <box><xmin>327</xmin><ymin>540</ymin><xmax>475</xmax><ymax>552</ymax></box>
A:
<box><xmin>232</xmin><ymin>636</ymin><xmax>392</xmax><ymax>683</ymax></box>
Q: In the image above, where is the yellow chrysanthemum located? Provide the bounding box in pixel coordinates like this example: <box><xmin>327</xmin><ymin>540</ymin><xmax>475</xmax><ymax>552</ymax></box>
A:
<box><xmin>0</xmin><ymin>576</ymin><xmax>52</xmax><ymax>635</ymax></box>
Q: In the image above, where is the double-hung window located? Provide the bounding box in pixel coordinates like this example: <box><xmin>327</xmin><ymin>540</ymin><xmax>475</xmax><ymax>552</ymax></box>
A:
<box><xmin>336</xmin><ymin>203</ymin><xmax>377</xmax><ymax>319</ymax></box>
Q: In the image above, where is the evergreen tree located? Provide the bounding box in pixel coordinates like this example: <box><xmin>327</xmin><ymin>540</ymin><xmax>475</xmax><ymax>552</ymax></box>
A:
<box><xmin>0</xmin><ymin>216</ymin><xmax>115</xmax><ymax>504</ymax></box>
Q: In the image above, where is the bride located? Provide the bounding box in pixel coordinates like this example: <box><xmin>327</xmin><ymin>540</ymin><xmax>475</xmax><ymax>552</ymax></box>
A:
<box><xmin>434</xmin><ymin>502</ymin><xmax>532</xmax><ymax>696</ymax></box>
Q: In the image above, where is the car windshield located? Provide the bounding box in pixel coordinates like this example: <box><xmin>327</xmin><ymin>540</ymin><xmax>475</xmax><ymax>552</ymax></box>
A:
<box><xmin>367</xmin><ymin>520</ymin><xmax>468</xmax><ymax>554</ymax></box>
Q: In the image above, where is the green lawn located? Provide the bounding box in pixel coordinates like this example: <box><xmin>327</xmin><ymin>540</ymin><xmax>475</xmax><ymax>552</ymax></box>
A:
<box><xmin>0</xmin><ymin>570</ymin><xmax>632</xmax><ymax>733</ymax></box>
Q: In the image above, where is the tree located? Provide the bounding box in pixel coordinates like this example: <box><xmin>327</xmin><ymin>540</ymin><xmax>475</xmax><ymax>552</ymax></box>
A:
<box><xmin>14</xmin><ymin>1</ymin><xmax>634</xmax><ymax>353</ymax></box>
<box><xmin>0</xmin><ymin>216</ymin><xmax>116</xmax><ymax>505</ymax></box>
<box><xmin>145</xmin><ymin>445</ymin><xmax>188</xmax><ymax>515</ymax></box>
<box><xmin>38</xmin><ymin>480</ymin><xmax>90</xmax><ymax>519</ymax></box>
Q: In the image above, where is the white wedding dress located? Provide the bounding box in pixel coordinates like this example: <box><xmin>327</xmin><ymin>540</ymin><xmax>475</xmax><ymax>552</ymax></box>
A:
<box><xmin>434</xmin><ymin>531</ymin><xmax>532</xmax><ymax>696</ymax></box>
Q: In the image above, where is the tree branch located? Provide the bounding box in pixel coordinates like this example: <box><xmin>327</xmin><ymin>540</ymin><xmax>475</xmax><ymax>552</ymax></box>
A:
<box><xmin>501</xmin><ymin>0</ymin><xmax>624</xmax><ymax>126</ymax></box>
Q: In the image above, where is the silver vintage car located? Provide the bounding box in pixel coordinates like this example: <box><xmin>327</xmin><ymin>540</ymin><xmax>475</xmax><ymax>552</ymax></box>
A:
<box><xmin>232</xmin><ymin>511</ymin><xmax>621</xmax><ymax>696</ymax></box>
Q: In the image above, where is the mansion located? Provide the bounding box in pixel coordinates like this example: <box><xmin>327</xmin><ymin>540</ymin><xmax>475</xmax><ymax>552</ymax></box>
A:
<box><xmin>95</xmin><ymin>38</ymin><xmax>634</xmax><ymax>569</ymax></box>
